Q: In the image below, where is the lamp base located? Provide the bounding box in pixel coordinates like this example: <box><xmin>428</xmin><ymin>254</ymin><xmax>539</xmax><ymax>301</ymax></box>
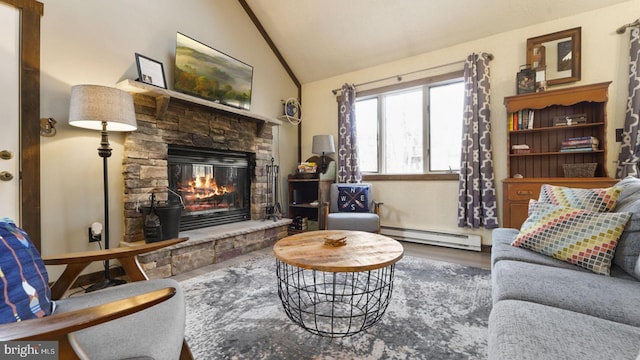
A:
<box><xmin>85</xmin><ymin>278</ymin><xmax>127</xmax><ymax>293</ymax></box>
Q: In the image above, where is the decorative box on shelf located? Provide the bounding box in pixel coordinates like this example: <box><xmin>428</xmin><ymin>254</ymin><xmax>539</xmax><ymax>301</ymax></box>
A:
<box><xmin>562</xmin><ymin>163</ymin><xmax>598</xmax><ymax>178</ymax></box>
<box><xmin>553</xmin><ymin>113</ymin><xmax>588</xmax><ymax>126</ymax></box>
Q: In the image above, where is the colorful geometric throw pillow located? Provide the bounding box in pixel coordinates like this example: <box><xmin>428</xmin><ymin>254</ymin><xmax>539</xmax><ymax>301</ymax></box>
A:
<box><xmin>512</xmin><ymin>201</ymin><xmax>631</xmax><ymax>275</ymax></box>
<box><xmin>0</xmin><ymin>218</ymin><xmax>51</xmax><ymax>323</ymax></box>
<box><xmin>337</xmin><ymin>186</ymin><xmax>370</xmax><ymax>212</ymax></box>
<box><xmin>538</xmin><ymin>184</ymin><xmax>622</xmax><ymax>212</ymax></box>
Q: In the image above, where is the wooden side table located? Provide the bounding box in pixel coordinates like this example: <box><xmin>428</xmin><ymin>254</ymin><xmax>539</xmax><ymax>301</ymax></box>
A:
<box><xmin>273</xmin><ymin>230</ymin><xmax>404</xmax><ymax>337</ymax></box>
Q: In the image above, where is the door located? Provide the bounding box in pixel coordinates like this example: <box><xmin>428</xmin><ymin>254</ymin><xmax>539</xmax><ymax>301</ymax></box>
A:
<box><xmin>0</xmin><ymin>0</ymin><xmax>42</xmax><ymax>249</ymax></box>
<box><xmin>0</xmin><ymin>2</ymin><xmax>20</xmax><ymax>221</ymax></box>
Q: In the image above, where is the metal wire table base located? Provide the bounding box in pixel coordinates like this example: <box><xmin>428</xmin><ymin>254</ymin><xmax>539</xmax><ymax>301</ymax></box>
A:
<box><xmin>276</xmin><ymin>259</ymin><xmax>396</xmax><ymax>338</ymax></box>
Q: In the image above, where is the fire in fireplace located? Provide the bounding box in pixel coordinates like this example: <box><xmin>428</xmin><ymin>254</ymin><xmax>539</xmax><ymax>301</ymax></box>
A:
<box><xmin>168</xmin><ymin>145</ymin><xmax>253</xmax><ymax>230</ymax></box>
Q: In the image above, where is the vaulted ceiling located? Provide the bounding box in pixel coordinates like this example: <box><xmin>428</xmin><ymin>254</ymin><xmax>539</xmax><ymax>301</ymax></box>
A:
<box><xmin>244</xmin><ymin>0</ymin><xmax>632</xmax><ymax>84</ymax></box>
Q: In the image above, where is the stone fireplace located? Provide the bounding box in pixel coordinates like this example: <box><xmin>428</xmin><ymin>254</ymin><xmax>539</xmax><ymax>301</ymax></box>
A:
<box><xmin>122</xmin><ymin>90</ymin><xmax>274</xmax><ymax>243</ymax></box>
<box><xmin>118</xmin><ymin>81</ymin><xmax>290</xmax><ymax>277</ymax></box>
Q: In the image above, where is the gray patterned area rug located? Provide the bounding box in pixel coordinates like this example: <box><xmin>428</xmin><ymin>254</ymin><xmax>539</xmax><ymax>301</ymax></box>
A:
<box><xmin>180</xmin><ymin>252</ymin><xmax>491</xmax><ymax>359</ymax></box>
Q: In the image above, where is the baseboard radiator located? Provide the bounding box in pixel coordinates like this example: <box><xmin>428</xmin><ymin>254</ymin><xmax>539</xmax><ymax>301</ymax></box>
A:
<box><xmin>380</xmin><ymin>226</ymin><xmax>482</xmax><ymax>252</ymax></box>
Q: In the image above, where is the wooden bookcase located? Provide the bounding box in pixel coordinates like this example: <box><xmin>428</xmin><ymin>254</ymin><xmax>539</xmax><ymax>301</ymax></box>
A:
<box><xmin>502</xmin><ymin>82</ymin><xmax>618</xmax><ymax>228</ymax></box>
<box><xmin>504</xmin><ymin>81</ymin><xmax>611</xmax><ymax>178</ymax></box>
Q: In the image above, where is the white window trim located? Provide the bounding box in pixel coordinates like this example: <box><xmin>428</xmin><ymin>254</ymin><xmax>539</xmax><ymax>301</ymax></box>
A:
<box><xmin>356</xmin><ymin>70</ymin><xmax>464</xmax><ymax>177</ymax></box>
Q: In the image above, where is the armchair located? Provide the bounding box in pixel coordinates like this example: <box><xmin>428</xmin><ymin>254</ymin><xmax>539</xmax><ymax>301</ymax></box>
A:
<box><xmin>324</xmin><ymin>183</ymin><xmax>382</xmax><ymax>233</ymax></box>
<box><xmin>0</xmin><ymin>231</ymin><xmax>193</xmax><ymax>360</ymax></box>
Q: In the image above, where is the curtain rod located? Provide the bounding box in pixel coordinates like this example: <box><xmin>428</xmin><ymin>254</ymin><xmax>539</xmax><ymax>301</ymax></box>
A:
<box><xmin>331</xmin><ymin>53</ymin><xmax>494</xmax><ymax>95</ymax></box>
<box><xmin>616</xmin><ymin>17</ymin><xmax>640</xmax><ymax>34</ymax></box>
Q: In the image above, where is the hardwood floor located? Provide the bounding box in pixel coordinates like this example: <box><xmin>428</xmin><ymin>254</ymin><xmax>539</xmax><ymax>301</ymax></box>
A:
<box><xmin>401</xmin><ymin>241</ymin><xmax>491</xmax><ymax>270</ymax></box>
<box><xmin>172</xmin><ymin>240</ymin><xmax>491</xmax><ymax>283</ymax></box>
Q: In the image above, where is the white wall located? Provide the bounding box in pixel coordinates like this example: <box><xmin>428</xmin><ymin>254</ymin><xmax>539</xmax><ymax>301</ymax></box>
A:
<box><xmin>39</xmin><ymin>0</ymin><xmax>299</xmax><ymax>265</ymax></box>
<box><xmin>301</xmin><ymin>0</ymin><xmax>639</xmax><ymax>245</ymax></box>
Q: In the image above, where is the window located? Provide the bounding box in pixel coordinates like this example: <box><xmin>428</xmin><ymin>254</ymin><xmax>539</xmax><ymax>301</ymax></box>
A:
<box><xmin>355</xmin><ymin>72</ymin><xmax>464</xmax><ymax>175</ymax></box>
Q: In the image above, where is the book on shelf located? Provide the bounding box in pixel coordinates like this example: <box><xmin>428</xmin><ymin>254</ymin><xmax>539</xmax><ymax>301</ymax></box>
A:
<box><xmin>289</xmin><ymin>216</ymin><xmax>309</xmax><ymax>230</ymax></box>
<box><xmin>564</xmin><ymin>136</ymin><xmax>597</xmax><ymax>141</ymax></box>
<box><xmin>511</xmin><ymin>144</ymin><xmax>531</xmax><ymax>154</ymax></box>
<box><xmin>511</xmin><ymin>109</ymin><xmax>535</xmax><ymax>130</ymax></box>
<box><xmin>511</xmin><ymin>112</ymin><xmax>518</xmax><ymax>130</ymax></box>
<box><xmin>561</xmin><ymin>136</ymin><xmax>599</xmax><ymax>148</ymax></box>
<box><xmin>559</xmin><ymin>147</ymin><xmax>598</xmax><ymax>153</ymax></box>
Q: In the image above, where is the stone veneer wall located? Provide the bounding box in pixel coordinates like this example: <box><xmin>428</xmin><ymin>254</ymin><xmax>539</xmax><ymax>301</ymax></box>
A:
<box><xmin>137</xmin><ymin>219</ymin><xmax>291</xmax><ymax>278</ymax></box>
<box><xmin>122</xmin><ymin>93</ymin><xmax>274</xmax><ymax>243</ymax></box>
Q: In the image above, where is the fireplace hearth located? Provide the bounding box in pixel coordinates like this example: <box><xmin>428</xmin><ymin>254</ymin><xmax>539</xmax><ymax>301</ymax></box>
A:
<box><xmin>168</xmin><ymin>146</ymin><xmax>253</xmax><ymax>230</ymax></box>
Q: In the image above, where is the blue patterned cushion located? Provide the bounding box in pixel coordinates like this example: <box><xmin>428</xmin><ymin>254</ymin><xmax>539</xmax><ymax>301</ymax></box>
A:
<box><xmin>0</xmin><ymin>218</ymin><xmax>51</xmax><ymax>323</ymax></box>
<box><xmin>337</xmin><ymin>186</ymin><xmax>370</xmax><ymax>212</ymax></box>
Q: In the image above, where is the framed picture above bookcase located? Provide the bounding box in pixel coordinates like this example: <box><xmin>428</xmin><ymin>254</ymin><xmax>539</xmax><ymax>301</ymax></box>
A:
<box><xmin>504</xmin><ymin>81</ymin><xmax>611</xmax><ymax>179</ymax></box>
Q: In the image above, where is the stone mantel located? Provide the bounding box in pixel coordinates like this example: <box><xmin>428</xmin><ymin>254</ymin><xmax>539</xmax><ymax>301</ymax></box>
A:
<box><xmin>116</xmin><ymin>79</ymin><xmax>282</xmax><ymax>136</ymax></box>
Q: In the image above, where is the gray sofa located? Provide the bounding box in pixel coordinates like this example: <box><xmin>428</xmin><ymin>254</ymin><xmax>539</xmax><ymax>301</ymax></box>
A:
<box><xmin>488</xmin><ymin>176</ymin><xmax>640</xmax><ymax>360</ymax></box>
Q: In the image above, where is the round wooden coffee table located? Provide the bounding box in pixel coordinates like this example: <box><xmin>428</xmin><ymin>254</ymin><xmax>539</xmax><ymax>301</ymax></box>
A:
<box><xmin>273</xmin><ymin>230</ymin><xmax>404</xmax><ymax>337</ymax></box>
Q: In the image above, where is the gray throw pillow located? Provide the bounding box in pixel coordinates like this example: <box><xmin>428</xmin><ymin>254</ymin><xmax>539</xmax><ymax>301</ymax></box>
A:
<box><xmin>612</xmin><ymin>176</ymin><xmax>640</xmax><ymax>279</ymax></box>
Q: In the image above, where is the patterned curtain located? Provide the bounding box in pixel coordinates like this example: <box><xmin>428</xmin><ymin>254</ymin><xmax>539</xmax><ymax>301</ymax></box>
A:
<box><xmin>457</xmin><ymin>53</ymin><xmax>499</xmax><ymax>229</ymax></box>
<box><xmin>337</xmin><ymin>83</ymin><xmax>362</xmax><ymax>183</ymax></box>
<box><xmin>616</xmin><ymin>27</ymin><xmax>640</xmax><ymax>178</ymax></box>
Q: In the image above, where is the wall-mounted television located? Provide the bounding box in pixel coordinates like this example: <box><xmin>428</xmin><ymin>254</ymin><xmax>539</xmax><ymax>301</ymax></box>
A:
<box><xmin>174</xmin><ymin>32</ymin><xmax>253</xmax><ymax>110</ymax></box>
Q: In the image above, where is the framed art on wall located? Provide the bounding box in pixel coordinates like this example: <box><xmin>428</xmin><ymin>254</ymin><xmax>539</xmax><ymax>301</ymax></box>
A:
<box><xmin>516</xmin><ymin>66</ymin><xmax>535</xmax><ymax>94</ymax></box>
<box><xmin>135</xmin><ymin>53</ymin><xmax>167</xmax><ymax>89</ymax></box>
<box><xmin>526</xmin><ymin>27</ymin><xmax>581</xmax><ymax>86</ymax></box>
<box><xmin>174</xmin><ymin>32</ymin><xmax>253</xmax><ymax>110</ymax></box>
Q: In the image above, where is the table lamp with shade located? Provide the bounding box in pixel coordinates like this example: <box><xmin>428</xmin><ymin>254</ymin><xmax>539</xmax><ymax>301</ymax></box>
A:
<box><xmin>68</xmin><ymin>84</ymin><xmax>137</xmax><ymax>292</ymax></box>
<box><xmin>312</xmin><ymin>135</ymin><xmax>335</xmax><ymax>174</ymax></box>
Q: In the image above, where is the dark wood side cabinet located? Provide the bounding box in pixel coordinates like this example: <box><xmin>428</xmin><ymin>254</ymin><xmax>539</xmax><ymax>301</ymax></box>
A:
<box><xmin>502</xmin><ymin>82</ymin><xmax>617</xmax><ymax>229</ymax></box>
<box><xmin>287</xmin><ymin>177</ymin><xmax>333</xmax><ymax>232</ymax></box>
<box><xmin>502</xmin><ymin>178</ymin><xmax>619</xmax><ymax>229</ymax></box>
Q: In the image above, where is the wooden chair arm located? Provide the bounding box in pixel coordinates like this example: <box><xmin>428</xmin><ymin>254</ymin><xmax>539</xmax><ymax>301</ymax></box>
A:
<box><xmin>0</xmin><ymin>287</ymin><xmax>176</xmax><ymax>360</ymax></box>
<box><xmin>373</xmin><ymin>201</ymin><xmax>384</xmax><ymax>216</ymax></box>
<box><xmin>43</xmin><ymin>237</ymin><xmax>187</xmax><ymax>300</ymax></box>
<box><xmin>322</xmin><ymin>202</ymin><xmax>330</xmax><ymax>229</ymax></box>
<box><xmin>0</xmin><ymin>287</ymin><xmax>175</xmax><ymax>341</ymax></box>
<box><xmin>42</xmin><ymin>238</ymin><xmax>187</xmax><ymax>265</ymax></box>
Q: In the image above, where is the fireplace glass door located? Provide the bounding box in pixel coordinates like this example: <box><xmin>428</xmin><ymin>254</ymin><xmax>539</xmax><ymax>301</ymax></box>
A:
<box><xmin>168</xmin><ymin>146</ymin><xmax>251</xmax><ymax>230</ymax></box>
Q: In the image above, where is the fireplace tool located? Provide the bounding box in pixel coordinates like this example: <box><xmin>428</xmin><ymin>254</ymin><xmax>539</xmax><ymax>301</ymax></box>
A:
<box><xmin>265</xmin><ymin>157</ymin><xmax>282</xmax><ymax>221</ymax></box>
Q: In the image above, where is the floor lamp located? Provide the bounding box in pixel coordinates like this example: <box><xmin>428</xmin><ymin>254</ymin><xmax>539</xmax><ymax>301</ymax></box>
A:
<box><xmin>68</xmin><ymin>84</ymin><xmax>137</xmax><ymax>292</ymax></box>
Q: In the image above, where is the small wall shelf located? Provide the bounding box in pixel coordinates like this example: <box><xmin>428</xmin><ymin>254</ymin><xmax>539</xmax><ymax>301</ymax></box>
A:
<box><xmin>287</xmin><ymin>177</ymin><xmax>333</xmax><ymax>232</ymax></box>
<box><xmin>116</xmin><ymin>79</ymin><xmax>282</xmax><ymax>135</ymax></box>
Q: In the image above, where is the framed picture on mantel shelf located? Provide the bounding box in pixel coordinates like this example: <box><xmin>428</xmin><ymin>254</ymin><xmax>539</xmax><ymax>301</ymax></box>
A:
<box><xmin>135</xmin><ymin>53</ymin><xmax>167</xmax><ymax>89</ymax></box>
